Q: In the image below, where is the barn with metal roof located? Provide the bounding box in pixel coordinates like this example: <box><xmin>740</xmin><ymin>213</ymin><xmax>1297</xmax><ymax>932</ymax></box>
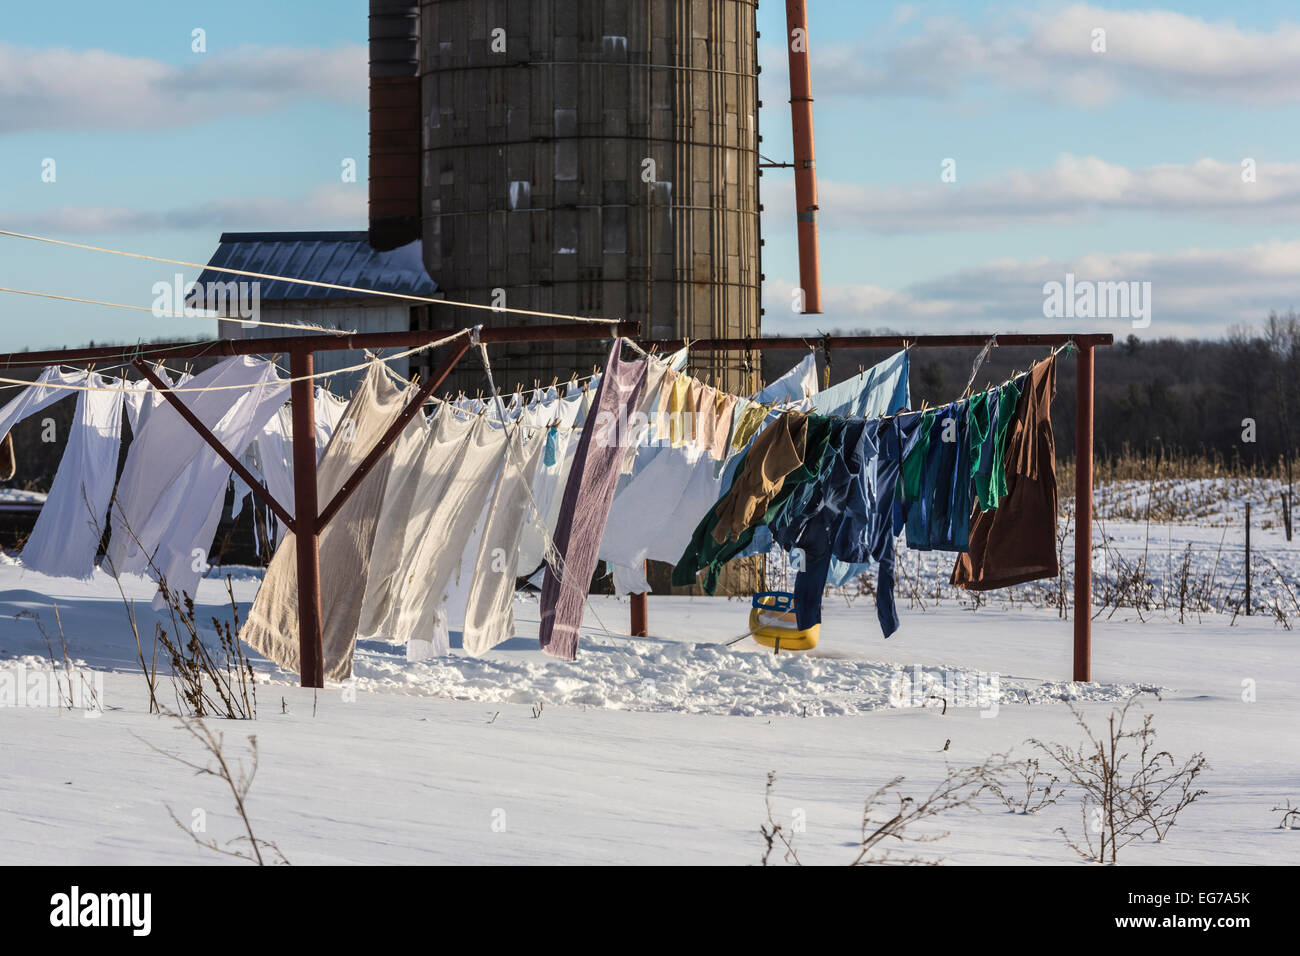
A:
<box><xmin>195</xmin><ymin>231</ymin><xmax>439</xmax><ymax>392</ymax></box>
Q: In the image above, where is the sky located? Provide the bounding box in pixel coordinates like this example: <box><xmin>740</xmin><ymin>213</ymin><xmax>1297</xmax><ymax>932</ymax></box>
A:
<box><xmin>1</xmin><ymin>0</ymin><xmax>1298</xmax><ymax>349</ymax></box>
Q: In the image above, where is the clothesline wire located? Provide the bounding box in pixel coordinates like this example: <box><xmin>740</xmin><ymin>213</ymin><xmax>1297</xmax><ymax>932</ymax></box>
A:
<box><xmin>429</xmin><ymin>346</ymin><xmax>806</xmax><ymax>435</ymax></box>
<box><xmin>0</xmin><ymin>229</ymin><xmax>622</xmax><ymax>325</ymax></box>
<box><xmin>0</xmin><ymin>284</ymin><xmax>359</xmax><ymax>336</ymax></box>
<box><xmin>0</xmin><ymin>329</ymin><xmax>472</xmax><ymax>395</ymax></box>
<box><xmin>894</xmin><ymin>343</ymin><xmax>1066</xmax><ymax>421</ymax></box>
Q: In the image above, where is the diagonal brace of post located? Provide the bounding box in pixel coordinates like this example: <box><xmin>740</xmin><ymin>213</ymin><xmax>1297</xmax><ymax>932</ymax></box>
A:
<box><xmin>316</xmin><ymin>338</ymin><xmax>471</xmax><ymax>531</ymax></box>
<box><xmin>134</xmin><ymin>361</ymin><xmax>296</xmax><ymax>532</ymax></box>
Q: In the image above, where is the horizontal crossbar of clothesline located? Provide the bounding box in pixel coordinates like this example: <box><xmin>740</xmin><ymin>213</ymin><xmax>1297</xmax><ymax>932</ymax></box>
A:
<box><xmin>639</xmin><ymin>333</ymin><xmax>1115</xmax><ymax>351</ymax></box>
<box><xmin>0</xmin><ymin>322</ymin><xmax>641</xmax><ymax>371</ymax></box>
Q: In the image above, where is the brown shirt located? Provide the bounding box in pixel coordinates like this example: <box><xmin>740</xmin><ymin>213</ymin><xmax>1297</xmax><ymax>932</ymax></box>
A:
<box><xmin>952</xmin><ymin>356</ymin><xmax>1059</xmax><ymax>590</ymax></box>
<box><xmin>711</xmin><ymin>410</ymin><xmax>808</xmax><ymax>543</ymax></box>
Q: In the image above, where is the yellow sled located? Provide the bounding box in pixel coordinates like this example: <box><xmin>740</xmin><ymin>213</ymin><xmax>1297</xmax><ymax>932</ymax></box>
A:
<box><xmin>749</xmin><ymin>592</ymin><xmax>819</xmax><ymax>653</ymax></box>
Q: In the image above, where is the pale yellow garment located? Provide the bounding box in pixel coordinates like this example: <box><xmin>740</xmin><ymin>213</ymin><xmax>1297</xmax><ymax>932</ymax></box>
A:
<box><xmin>623</xmin><ymin>351</ymin><xmax>672</xmax><ymax>473</ymax></box>
<box><xmin>691</xmin><ymin>384</ymin><xmax>736</xmax><ymax>461</ymax></box>
<box><xmin>729</xmin><ymin>399</ymin><xmax>769</xmax><ymax>452</ymax></box>
<box><xmin>668</xmin><ymin>372</ymin><xmax>690</xmax><ymax>447</ymax></box>
<box><xmin>655</xmin><ymin>368</ymin><xmax>678</xmax><ymax>443</ymax></box>
<box><xmin>707</xmin><ymin>388</ymin><xmax>737</xmax><ymax>460</ymax></box>
<box><xmin>689</xmin><ymin>382</ymin><xmax>713</xmax><ymax>451</ymax></box>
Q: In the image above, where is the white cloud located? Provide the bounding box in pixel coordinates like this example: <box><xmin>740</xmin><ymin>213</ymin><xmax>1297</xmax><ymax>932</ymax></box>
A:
<box><xmin>0</xmin><ymin>43</ymin><xmax>366</xmax><ymax>132</ymax></box>
<box><xmin>763</xmin><ymin>241</ymin><xmax>1300</xmax><ymax>338</ymax></box>
<box><xmin>761</xmin><ymin>155</ymin><xmax>1296</xmax><ymax>232</ymax></box>
<box><xmin>763</xmin><ymin>3</ymin><xmax>1300</xmax><ymax>107</ymax></box>
<box><xmin>3</xmin><ymin>184</ymin><xmax>367</xmax><ymax>233</ymax></box>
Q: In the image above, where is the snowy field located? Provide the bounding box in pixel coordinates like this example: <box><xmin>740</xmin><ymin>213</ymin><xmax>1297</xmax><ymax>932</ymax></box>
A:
<box><xmin>1</xmin><ymin>503</ymin><xmax>1296</xmax><ymax>865</ymax></box>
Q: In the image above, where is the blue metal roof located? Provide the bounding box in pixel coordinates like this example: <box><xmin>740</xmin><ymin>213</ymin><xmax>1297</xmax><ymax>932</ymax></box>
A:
<box><xmin>195</xmin><ymin>231</ymin><xmax>436</xmax><ymax>302</ymax></box>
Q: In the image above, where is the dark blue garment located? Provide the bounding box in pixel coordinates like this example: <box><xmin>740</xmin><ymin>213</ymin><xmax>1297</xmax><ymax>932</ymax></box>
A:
<box><xmin>770</xmin><ymin>420</ymin><xmax>868</xmax><ymax>630</ymax></box>
<box><xmin>905</xmin><ymin>401</ymin><xmax>972</xmax><ymax>552</ymax></box>
<box><xmin>945</xmin><ymin>404</ymin><xmax>973</xmax><ymax>551</ymax></box>
<box><xmin>832</xmin><ymin>416</ymin><xmax>918</xmax><ymax>638</ymax></box>
<box><xmin>770</xmin><ymin>419</ymin><xmax>847</xmax><ymax>546</ymax></box>
<box><xmin>830</xmin><ymin>424</ymin><xmax>878</xmax><ymax>567</ymax></box>
<box><xmin>870</xmin><ymin>419</ymin><xmax>906</xmax><ymax>637</ymax></box>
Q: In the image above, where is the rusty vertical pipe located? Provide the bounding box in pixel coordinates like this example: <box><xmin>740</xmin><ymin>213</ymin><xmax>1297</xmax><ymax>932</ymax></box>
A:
<box><xmin>785</xmin><ymin>0</ymin><xmax>822</xmax><ymax>315</ymax></box>
<box><xmin>1245</xmin><ymin>501</ymin><xmax>1252</xmax><ymax>615</ymax></box>
<box><xmin>290</xmin><ymin>348</ymin><xmax>325</xmax><ymax>688</ymax></box>
<box><xmin>1073</xmin><ymin>345</ymin><xmax>1094</xmax><ymax>682</ymax></box>
<box><xmin>630</xmin><ymin>561</ymin><xmax>648</xmax><ymax>637</ymax></box>
<box><xmin>630</xmin><ymin>595</ymin><xmax>647</xmax><ymax>636</ymax></box>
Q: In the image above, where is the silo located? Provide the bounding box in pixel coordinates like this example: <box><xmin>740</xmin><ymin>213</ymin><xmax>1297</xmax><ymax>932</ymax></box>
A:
<box><xmin>408</xmin><ymin>0</ymin><xmax>762</xmax><ymax>395</ymax></box>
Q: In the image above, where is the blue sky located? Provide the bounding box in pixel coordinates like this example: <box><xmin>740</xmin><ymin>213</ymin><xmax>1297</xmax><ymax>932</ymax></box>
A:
<box><xmin>2</xmin><ymin>1</ymin><xmax>1298</xmax><ymax>349</ymax></box>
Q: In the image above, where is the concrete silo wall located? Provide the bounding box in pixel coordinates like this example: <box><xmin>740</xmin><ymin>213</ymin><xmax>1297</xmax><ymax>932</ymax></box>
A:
<box><xmin>415</xmin><ymin>0</ymin><xmax>761</xmax><ymax>395</ymax></box>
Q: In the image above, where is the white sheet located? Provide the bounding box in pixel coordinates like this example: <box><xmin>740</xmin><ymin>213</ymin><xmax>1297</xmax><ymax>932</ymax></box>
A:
<box><xmin>387</xmin><ymin>415</ymin><xmax>510</xmax><ymax>655</ymax></box>
<box><xmin>0</xmin><ymin>367</ymin><xmax>87</xmax><ymax>442</ymax></box>
<box><xmin>20</xmin><ymin>374</ymin><xmax>126</xmax><ymax>580</ymax></box>
<box><xmin>462</xmin><ymin>424</ymin><xmax>546</xmax><ymax>655</ymax></box>
<box><xmin>515</xmin><ymin>387</ymin><xmax>584</xmax><ymax>574</ymax></box>
<box><xmin>106</xmin><ymin>356</ymin><xmax>289</xmax><ymax>606</ymax></box>
<box><xmin>355</xmin><ymin>404</ymin><xmax>432</xmax><ymax>638</ymax></box>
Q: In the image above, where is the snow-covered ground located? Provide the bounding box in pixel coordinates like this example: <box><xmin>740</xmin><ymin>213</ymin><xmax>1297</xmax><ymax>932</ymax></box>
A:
<box><xmin>0</xmin><ymin>521</ymin><xmax>1295</xmax><ymax>865</ymax></box>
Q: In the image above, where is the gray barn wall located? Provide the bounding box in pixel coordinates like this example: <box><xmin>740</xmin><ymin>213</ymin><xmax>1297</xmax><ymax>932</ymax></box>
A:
<box><xmin>413</xmin><ymin>0</ymin><xmax>761</xmax><ymax>396</ymax></box>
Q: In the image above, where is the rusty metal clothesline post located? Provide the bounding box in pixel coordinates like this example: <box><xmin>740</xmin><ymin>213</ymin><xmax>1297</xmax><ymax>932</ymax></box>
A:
<box><xmin>289</xmin><ymin>347</ymin><xmax>324</xmax><ymax>688</ymax></box>
<box><xmin>632</xmin><ymin>332</ymin><xmax>1110</xmax><ymax>684</ymax></box>
<box><xmin>1074</xmin><ymin>343</ymin><xmax>1094</xmax><ymax>681</ymax></box>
